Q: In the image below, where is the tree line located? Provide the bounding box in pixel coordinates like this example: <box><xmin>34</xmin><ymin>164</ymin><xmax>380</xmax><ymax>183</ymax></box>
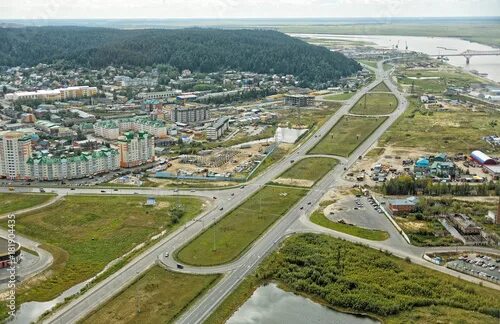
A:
<box><xmin>382</xmin><ymin>175</ymin><xmax>500</xmax><ymax>196</ymax></box>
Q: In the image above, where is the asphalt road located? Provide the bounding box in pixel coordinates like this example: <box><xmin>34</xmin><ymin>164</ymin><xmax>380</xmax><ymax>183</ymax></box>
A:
<box><xmin>42</xmin><ymin>61</ymin><xmax>499</xmax><ymax>324</ymax></box>
<box><xmin>43</xmin><ymin>62</ymin><xmax>393</xmax><ymax>324</ymax></box>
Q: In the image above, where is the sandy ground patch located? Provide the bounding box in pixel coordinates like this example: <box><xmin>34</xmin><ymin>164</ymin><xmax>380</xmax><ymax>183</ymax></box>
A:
<box><xmin>273</xmin><ymin>178</ymin><xmax>314</xmax><ymax>188</ymax></box>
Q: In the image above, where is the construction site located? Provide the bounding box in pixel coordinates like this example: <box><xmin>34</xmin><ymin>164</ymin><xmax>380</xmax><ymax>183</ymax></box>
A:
<box><xmin>160</xmin><ymin>143</ymin><xmax>274</xmax><ymax>179</ymax></box>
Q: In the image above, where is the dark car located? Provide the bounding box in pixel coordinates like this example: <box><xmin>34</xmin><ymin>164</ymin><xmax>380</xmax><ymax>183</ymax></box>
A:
<box><xmin>177</xmin><ymin>264</ymin><xmax>184</xmax><ymax>269</ymax></box>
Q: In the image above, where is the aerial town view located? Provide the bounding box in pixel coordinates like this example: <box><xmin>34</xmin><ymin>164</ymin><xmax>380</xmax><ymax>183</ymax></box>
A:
<box><xmin>0</xmin><ymin>1</ymin><xmax>499</xmax><ymax>323</ymax></box>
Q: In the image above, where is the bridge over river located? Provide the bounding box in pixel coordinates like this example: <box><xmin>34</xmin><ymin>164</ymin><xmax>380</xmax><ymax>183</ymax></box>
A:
<box><xmin>430</xmin><ymin>49</ymin><xmax>500</xmax><ymax>64</ymax></box>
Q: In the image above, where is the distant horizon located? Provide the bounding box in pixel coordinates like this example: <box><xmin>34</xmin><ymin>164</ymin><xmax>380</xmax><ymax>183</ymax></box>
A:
<box><xmin>1</xmin><ymin>16</ymin><xmax>499</xmax><ymax>20</ymax></box>
<box><xmin>1</xmin><ymin>16</ymin><xmax>499</xmax><ymax>29</ymax></box>
<box><xmin>2</xmin><ymin>0</ymin><xmax>499</xmax><ymax>20</ymax></box>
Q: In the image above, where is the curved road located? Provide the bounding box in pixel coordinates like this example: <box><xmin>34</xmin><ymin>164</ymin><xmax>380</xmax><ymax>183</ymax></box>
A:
<box><xmin>42</xmin><ymin>61</ymin><xmax>499</xmax><ymax>324</ymax></box>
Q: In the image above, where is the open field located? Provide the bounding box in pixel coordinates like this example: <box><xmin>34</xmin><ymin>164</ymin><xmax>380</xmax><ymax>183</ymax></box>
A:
<box><xmin>379</xmin><ymin>97</ymin><xmax>500</xmax><ymax>154</ymax></box>
<box><xmin>309</xmin><ymin>116</ymin><xmax>387</xmax><ymax>157</ymax></box>
<box><xmin>358</xmin><ymin>60</ymin><xmax>378</xmax><ymax>69</ymax></box>
<box><xmin>397</xmin><ymin>69</ymin><xmax>492</xmax><ymax>94</ymax></box>
<box><xmin>176</xmin><ymin>185</ymin><xmax>308</xmax><ymax>266</ymax></box>
<box><xmin>278</xmin><ymin>102</ymin><xmax>341</xmax><ymax>128</ymax></box>
<box><xmin>0</xmin><ymin>193</ymin><xmax>54</xmax><ymax>215</ymax></box>
<box><xmin>83</xmin><ymin>266</ymin><xmax>219</xmax><ymax>324</ymax></box>
<box><xmin>323</xmin><ymin>92</ymin><xmax>355</xmax><ymax>101</ymax></box>
<box><xmin>276</xmin><ymin>24</ymin><xmax>500</xmax><ymax>48</ymax></box>
<box><xmin>274</xmin><ymin>157</ymin><xmax>338</xmax><ymax>187</ymax></box>
<box><xmin>350</xmin><ymin>92</ymin><xmax>398</xmax><ymax>115</ymax></box>
<box><xmin>2</xmin><ymin>195</ymin><xmax>205</xmax><ymax>305</ymax></box>
<box><xmin>206</xmin><ymin>233</ymin><xmax>500</xmax><ymax>324</ymax></box>
<box><xmin>370</xmin><ymin>82</ymin><xmax>391</xmax><ymax>92</ymax></box>
<box><xmin>395</xmin><ymin>216</ymin><xmax>460</xmax><ymax>247</ymax></box>
<box><xmin>310</xmin><ymin>211</ymin><xmax>389</xmax><ymax>241</ymax></box>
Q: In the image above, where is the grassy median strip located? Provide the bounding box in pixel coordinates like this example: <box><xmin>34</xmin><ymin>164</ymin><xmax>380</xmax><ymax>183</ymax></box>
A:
<box><xmin>0</xmin><ymin>195</ymin><xmax>205</xmax><ymax>309</ymax></box>
<box><xmin>310</xmin><ymin>211</ymin><xmax>389</xmax><ymax>241</ymax></box>
<box><xmin>0</xmin><ymin>193</ymin><xmax>55</xmax><ymax>215</ymax></box>
<box><xmin>350</xmin><ymin>92</ymin><xmax>398</xmax><ymax>115</ymax></box>
<box><xmin>370</xmin><ymin>82</ymin><xmax>391</xmax><ymax>92</ymax></box>
<box><xmin>83</xmin><ymin>266</ymin><xmax>219</xmax><ymax>324</ymax></box>
<box><xmin>323</xmin><ymin>92</ymin><xmax>355</xmax><ymax>100</ymax></box>
<box><xmin>308</xmin><ymin>116</ymin><xmax>387</xmax><ymax>157</ymax></box>
<box><xmin>206</xmin><ymin>233</ymin><xmax>500</xmax><ymax>324</ymax></box>
<box><xmin>272</xmin><ymin>157</ymin><xmax>338</xmax><ymax>188</ymax></box>
<box><xmin>176</xmin><ymin>185</ymin><xmax>308</xmax><ymax>266</ymax></box>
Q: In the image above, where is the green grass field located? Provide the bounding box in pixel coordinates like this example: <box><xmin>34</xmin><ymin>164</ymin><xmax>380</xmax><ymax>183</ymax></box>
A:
<box><xmin>323</xmin><ymin>92</ymin><xmax>355</xmax><ymax>100</ymax></box>
<box><xmin>275</xmin><ymin>157</ymin><xmax>338</xmax><ymax>187</ymax></box>
<box><xmin>358</xmin><ymin>60</ymin><xmax>378</xmax><ymax>69</ymax></box>
<box><xmin>0</xmin><ymin>193</ymin><xmax>54</xmax><ymax>215</ymax></box>
<box><xmin>379</xmin><ymin>97</ymin><xmax>500</xmax><ymax>154</ymax></box>
<box><xmin>310</xmin><ymin>211</ymin><xmax>389</xmax><ymax>241</ymax></box>
<box><xmin>206</xmin><ymin>233</ymin><xmax>500</xmax><ymax>324</ymax></box>
<box><xmin>370</xmin><ymin>82</ymin><xmax>391</xmax><ymax>92</ymax></box>
<box><xmin>397</xmin><ymin>69</ymin><xmax>491</xmax><ymax>94</ymax></box>
<box><xmin>308</xmin><ymin>116</ymin><xmax>387</xmax><ymax>157</ymax></box>
<box><xmin>4</xmin><ymin>195</ymin><xmax>204</xmax><ymax>306</ymax></box>
<box><xmin>350</xmin><ymin>92</ymin><xmax>398</xmax><ymax>115</ymax></box>
<box><xmin>83</xmin><ymin>266</ymin><xmax>219</xmax><ymax>324</ymax></box>
<box><xmin>176</xmin><ymin>185</ymin><xmax>308</xmax><ymax>266</ymax></box>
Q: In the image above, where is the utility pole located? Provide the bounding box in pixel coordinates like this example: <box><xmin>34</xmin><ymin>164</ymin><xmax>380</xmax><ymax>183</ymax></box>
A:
<box><xmin>135</xmin><ymin>271</ymin><xmax>141</xmax><ymax>314</ymax></box>
<box><xmin>212</xmin><ymin>219</ymin><xmax>216</xmax><ymax>252</ymax></box>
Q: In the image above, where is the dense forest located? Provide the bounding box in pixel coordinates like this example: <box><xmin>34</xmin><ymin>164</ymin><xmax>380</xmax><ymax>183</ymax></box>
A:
<box><xmin>0</xmin><ymin>27</ymin><xmax>361</xmax><ymax>85</ymax></box>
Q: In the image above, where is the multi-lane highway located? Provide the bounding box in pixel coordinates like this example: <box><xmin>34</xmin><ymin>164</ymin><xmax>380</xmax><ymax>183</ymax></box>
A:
<box><xmin>39</xmin><ymin>61</ymin><xmax>499</xmax><ymax>324</ymax></box>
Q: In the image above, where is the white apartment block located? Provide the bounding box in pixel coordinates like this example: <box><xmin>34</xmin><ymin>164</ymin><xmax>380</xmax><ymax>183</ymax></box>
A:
<box><xmin>5</xmin><ymin>86</ymin><xmax>97</xmax><ymax>102</ymax></box>
<box><xmin>117</xmin><ymin>131</ymin><xmax>155</xmax><ymax>168</ymax></box>
<box><xmin>0</xmin><ymin>132</ymin><xmax>32</xmax><ymax>180</ymax></box>
<box><xmin>27</xmin><ymin>148</ymin><xmax>119</xmax><ymax>181</ymax></box>
<box><xmin>94</xmin><ymin>118</ymin><xmax>167</xmax><ymax>140</ymax></box>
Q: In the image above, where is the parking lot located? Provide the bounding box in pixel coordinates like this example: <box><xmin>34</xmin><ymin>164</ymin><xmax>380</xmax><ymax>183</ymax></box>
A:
<box><xmin>324</xmin><ymin>195</ymin><xmax>387</xmax><ymax>231</ymax></box>
<box><xmin>447</xmin><ymin>253</ymin><xmax>500</xmax><ymax>284</ymax></box>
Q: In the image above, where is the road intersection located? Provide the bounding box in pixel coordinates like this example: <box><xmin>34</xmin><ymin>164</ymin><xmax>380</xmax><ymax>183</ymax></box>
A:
<box><xmin>2</xmin><ymin>60</ymin><xmax>494</xmax><ymax>323</ymax></box>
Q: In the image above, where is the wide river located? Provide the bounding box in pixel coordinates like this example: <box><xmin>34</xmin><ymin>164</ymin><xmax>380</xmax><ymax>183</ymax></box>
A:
<box><xmin>227</xmin><ymin>283</ymin><xmax>378</xmax><ymax>324</ymax></box>
<box><xmin>292</xmin><ymin>34</ymin><xmax>500</xmax><ymax>83</ymax></box>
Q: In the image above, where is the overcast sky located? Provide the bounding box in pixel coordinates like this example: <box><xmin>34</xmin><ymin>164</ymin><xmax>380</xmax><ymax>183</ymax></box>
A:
<box><xmin>1</xmin><ymin>0</ymin><xmax>499</xmax><ymax>19</ymax></box>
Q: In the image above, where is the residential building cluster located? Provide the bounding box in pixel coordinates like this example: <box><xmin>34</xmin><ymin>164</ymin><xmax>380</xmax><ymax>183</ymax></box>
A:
<box><xmin>5</xmin><ymin>86</ymin><xmax>97</xmax><ymax>102</ymax></box>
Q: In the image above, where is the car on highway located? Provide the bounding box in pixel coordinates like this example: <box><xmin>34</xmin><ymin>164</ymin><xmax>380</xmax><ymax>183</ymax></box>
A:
<box><xmin>219</xmin><ymin>206</ymin><xmax>224</xmax><ymax>211</ymax></box>
<box><xmin>190</xmin><ymin>189</ymin><xmax>196</xmax><ymax>192</ymax></box>
<box><xmin>165</xmin><ymin>251</ymin><xmax>169</xmax><ymax>257</ymax></box>
<box><xmin>100</xmin><ymin>190</ymin><xmax>106</xmax><ymax>193</ymax></box>
<box><xmin>177</xmin><ymin>264</ymin><xmax>184</xmax><ymax>269</ymax></box>
<box><xmin>39</xmin><ymin>188</ymin><xmax>45</xmax><ymax>193</ymax></box>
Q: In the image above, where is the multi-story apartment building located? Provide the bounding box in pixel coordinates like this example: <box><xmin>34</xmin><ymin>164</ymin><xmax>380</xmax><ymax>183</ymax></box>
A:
<box><xmin>117</xmin><ymin>131</ymin><xmax>155</xmax><ymax>168</ymax></box>
<box><xmin>5</xmin><ymin>86</ymin><xmax>97</xmax><ymax>102</ymax></box>
<box><xmin>284</xmin><ymin>94</ymin><xmax>314</xmax><ymax>107</ymax></box>
<box><xmin>136</xmin><ymin>90</ymin><xmax>181</xmax><ymax>99</ymax></box>
<box><xmin>206</xmin><ymin>117</ymin><xmax>230</xmax><ymax>140</ymax></box>
<box><xmin>0</xmin><ymin>131</ymin><xmax>32</xmax><ymax>180</ymax></box>
<box><xmin>94</xmin><ymin>120</ymin><xmax>120</xmax><ymax>140</ymax></box>
<box><xmin>27</xmin><ymin>148</ymin><xmax>119</xmax><ymax>181</ymax></box>
<box><xmin>94</xmin><ymin>118</ymin><xmax>167</xmax><ymax>140</ymax></box>
<box><xmin>171</xmin><ymin>106</ymin><xmax>209</xmax><ymax>124</ymax></box>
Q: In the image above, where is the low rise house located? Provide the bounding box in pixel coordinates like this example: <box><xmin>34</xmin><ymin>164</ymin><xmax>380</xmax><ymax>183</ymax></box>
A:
<box><xmin>388</xmin><ymin>196</ymin><xmax>419</xmax><ymax>215</ymax></box>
